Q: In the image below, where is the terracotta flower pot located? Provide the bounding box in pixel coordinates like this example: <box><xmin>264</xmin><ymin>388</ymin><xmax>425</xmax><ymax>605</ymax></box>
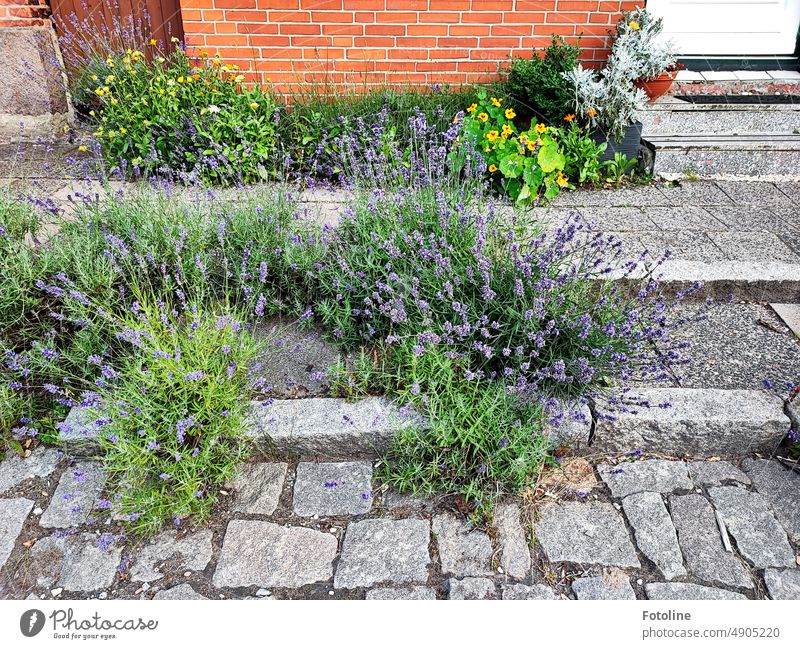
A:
<box><xmin>635</xmin><ymin>70</ymin><xmax>679</xmax><ymax>102</ymax></box>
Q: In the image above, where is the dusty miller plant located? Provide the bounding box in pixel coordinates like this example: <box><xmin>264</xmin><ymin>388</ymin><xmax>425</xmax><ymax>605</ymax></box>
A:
<box><xmin>614</xmin><ymin>8</ymin><xmax>678</xmax><ymax>81</ymax></box>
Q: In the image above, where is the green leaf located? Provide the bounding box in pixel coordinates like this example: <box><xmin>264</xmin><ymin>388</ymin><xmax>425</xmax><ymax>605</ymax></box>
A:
<box><xmin>499</xmin><ymin>153</ymin><xmax>523</xmax><ymax>179</ymax></box>
<box><xmin>537</xmin><ymin>143</ymin><xmax>565</xmax><ymax>173</ymax></box>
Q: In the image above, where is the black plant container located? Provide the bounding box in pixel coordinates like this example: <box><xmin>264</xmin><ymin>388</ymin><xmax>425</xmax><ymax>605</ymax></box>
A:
<box><xmin>592</xmin><ymin>120</ymin><xmax>643</xmax><ymax>163</ymax></box>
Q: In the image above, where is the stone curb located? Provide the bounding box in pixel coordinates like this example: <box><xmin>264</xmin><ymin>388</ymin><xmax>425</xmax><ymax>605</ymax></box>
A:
<box><xmin>57</xmin><ymin>388</ymin><xmax>790</xmax><ymax>460</ymax></box>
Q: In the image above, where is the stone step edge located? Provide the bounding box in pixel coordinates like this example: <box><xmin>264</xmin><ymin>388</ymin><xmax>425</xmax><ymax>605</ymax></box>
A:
<box><xmin>56</xmin><ymin>389</ymin><xmax>790</xmax><ymax>460</ymax></box>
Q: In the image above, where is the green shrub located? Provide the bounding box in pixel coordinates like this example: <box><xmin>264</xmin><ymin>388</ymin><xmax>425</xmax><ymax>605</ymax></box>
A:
<box><xmin>560</xmin><ymin>120</ymin><xmax>607</xmax><ymax>185</ymax></box>
<box><xmin>78</xmin><ymin>47</ymin><xmax>278</xmax><ymax>183</ymax></box>
<box><xmin>503</xmin><ymin>36</ymin><xmax>581</xmax><ymax>124</ymax></box>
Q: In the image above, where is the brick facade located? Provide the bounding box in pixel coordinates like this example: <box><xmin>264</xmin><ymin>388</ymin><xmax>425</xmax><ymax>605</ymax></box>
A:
<box><xmin>179</xmin><ymin>0</ymin><xmax>640</xmax><ymax>90</ymax></box>
<box><xmin>0</xmin><ymin>0</ymin><xmax>51</xmax><ymax>27</ymax></box>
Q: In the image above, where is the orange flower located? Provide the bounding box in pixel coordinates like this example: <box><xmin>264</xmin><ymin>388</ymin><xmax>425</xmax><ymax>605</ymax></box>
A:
<box><xmin>587</xmin><ymin>108</ymin><xmax>598</xmax><ymax>117</ymax></box>
<box><xmin>489</xmin><ymin>164</ymin><xmax>498</xmax><ymax>172</ymax></box>
<box><xmin>478</xmin><ymin>112</ymin><xmax>489</xmax><ymax>122</ymax></box>
<box><xmin>564</xmin><ymin>114</ymin><xmax>575</xmax><ymax>122</ymax></box>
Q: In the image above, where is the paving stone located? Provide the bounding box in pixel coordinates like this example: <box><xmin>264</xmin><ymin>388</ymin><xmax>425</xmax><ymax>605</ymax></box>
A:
<box><xmin>247</xmin><ymin>397</ymin><xmax>426</xmax><ymax>457</ymax></box>
<box><xmin>152</xmin><ymin>584</ymin><xmax>207</xmax><ymax>600</ymax></box>
<box><xmin>666</xmin><ymin>304</ymin><xmax>800</xmax><ymax>391</ymax></box>
<box><xmin>39</xmin><ymin>461</ymin><xmax>105</xmax><ymax>529</ymax></box>
<box><xmin>709</xmin><ymin>232</ymin><xmax>799</xmax><ymax>263</ymax></box>
<box><xmin>213</xmin><ymin>521</ymin><xmax>337</xmax><ymax>589</ymax></box>
<box><xmin>656</xmin><ymin>181</ymin><xmax>735</xmax><ymax>206</ymax></box>
<box><xmin>432</xmin><ymin>513</ymin><xmax>493</xmax><ymax>577</ymax></box>
<box><xmin>229</xmin><ymin>462</ymin><xmax>287</xmax><ymax>516</ymax></box>
<box><xmin>535</xmin><ymin>501</ymin><xmax>639</xmax><ymax>568</ymax></box>
<box><xmin>704</xmin><ymin>206</ymin><xmax>800</xmax><ymax>237</ymax></box>
<box><xmin>130</xmin><ymin>530</ymin><xmax>214</xmax><ymax>582</ymax></box>
<box><xmin>643</xmin><ymin>206</ymin><xmax>722</xmax><ymax>231</ymax></box>
<box><xmin>0</xmin><ymin>448</ymin><xmax>61</xmax><ymax>494</ymax></box>
<box><xmin>381</xmin><ymin>490</ymin><xmax>434</xmax><ymax>511</ymax></box>
<box><xmin>56</xmin><ymin>406</ymin><xmax>104</xmax><ymax>455</ymax></box>
<box><xmin>447</xmin><ymin>577</ymin><xmax>497</xmax><ymax>600</ymax></box>
<box><xmin>28</xmin><ymin>533</ymin><xmax>121</xmax><ymax>592</ymax></box>
<box><xmin>708</xmin><ymin>486</ymin><xmax>795</xmax><ymax>569</ymax></box>
<box><xmin>622</xmin><ymin>492</ymin><xmax>686</xmax><ymax>580</ymax></box>
<box><xmin>501</xmin><ymin>583</ymin><xmax>556</xmax><ymax>600</ymax></box>
<box><xmin>556</xmin><ymin>185</ymin><xmax>669</xmax><ymax>207</ymax></box>
<box><xmin>593</xmin><ymin>388</ymin><xmax>789</xmax><ymax>457</ymax></box>
<box><xmin>645</xmin><ymin>582</ymin><xmax>747</xmax><ymax>600</ymax></box>
<box><xmin>366</xmin><ymin>586</ymin><xmax>436</xmax><ymax>600</ymax></box>
<box><xmin>637</xmin><ymin>231</ymin><xmax>726</xmax><ymax>262</ymax></box>
<box><xmin>0</xmin><ymin>498</ymin><xmax>33</xmax><ymax>570</ymax></box>
<box><xmin>687</xmin><ymin>461</ymin><xmax>751</xmax><ymax>486</ymax></box>
<box><xmin>575</xmin><ymin>206</ymin><xmax>658</xmax><ymax>231</ymax></box>
<box><xmin>763</xmin><ymin>569</ymin><xmax>800</xmax><ymax>600</ymax></box>
<box><xmin>715</xmin><ymin>181</ymin><xmax>794</xmax><ymax>207</ymax></box>
<box><xmin>788</xmin><ymin>398</ymin><xmax>800</xmax><ymax>433</ymax></box>
<box><xmin>744</xmin><ymin>459</ymin><xmax>800</xmax><ymax>542</ymax></box>
<box><xmin>599</xmin><ymin>459</ymin><xmax>692</xmax><ymax>498</ymax></box>
<box><xmin>494</xmin><ymin>503</ymin><xmax>531</xmax><ymax>580</ymax></box>
<box><xmin>571</xmin><ymin>575</ymin><xmax>636</xmax><ymax>600</ymax></box>
<box><xmin>293</xmin><ymin>461</ymin><xmax>373</xmax><ymax>517</ymax></box>
<box><xmin>249</xmin><ymin>320</ymin><xmax>341</xmax><ymax>398</ymax></box>
<box><xmin>334</xmin><ymin>518</ymin><xmax>431</xmax><ymax>589</ymax></box>
<box><xmin>772</xmin><ymin>304</ymin><xmax>800</xmax><ymax>339</ymax></box>
<box><xmin>543</xmin><ymin>402</ymin><xmax>592</xmax><ymax>447</ymax></box>
<box><xmin>669</xmin><ymin>494</ymin><xmax>753</xmax><ymax>589</ymax></box>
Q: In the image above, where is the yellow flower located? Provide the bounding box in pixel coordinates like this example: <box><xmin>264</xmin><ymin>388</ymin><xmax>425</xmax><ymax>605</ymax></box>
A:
<box><xmin>78</xmin><ymin>145</ymin><xmax>87</xmax><ymax>152</ymax></box>
<box><xmin>132</xmin><ymin>157</ymin><xmax>143</xmax><ymax>166</ymax></box>
<box><xmin>628</xmin><ymin>21</ymin><xmax>640</xmax><ymax>30</ymax></box>
<box><xmin>486</xmin><ymin>130</ymin><xmax>499</xmax><ymax>142</ymax></box>
<box><xmin>150</xmin><ymin>38</ymin><xmax>157</xmax><ymax>46</ymax></box>
<box><xmin>119</xmin><ymin>127</ymin><xmax>126</xmax><ymax>134</ymax></box>
<box><xmin>234</xmin><ymin>74</ymin><xmax>245</xmax><ymax>82</ymax></box>
<box><xmin>489</xmin><ymin>164</ymin><xmax>498</xmax><ymax>173</ymax></box>
<box><xmin>110</xmin><ymin>98</ymin><xmax>118</xmax><ymax>105</ymax></box>
<box><xmin>88</xmin><ymin>110</ymin><xmax>95</xmax><ymax>117</ymax></box>
<box><xmin>505</xmin><ymin>108</ymin><xmax>516</xmax><ymax>120</ymax></box>
<box><xmin>478</xmin><ymin>112</ymin><xmax>488</xmax><ymax>122</ymax></box>
<box><xmin>466</xmin><ymin>103</ymin><xmax>477</xmax><ymax>113</ymax></box>
<box><xmin>535</xmin><ymin>123</ymin><xmax>547</xmax><ymax>133</ymax></box>
<box><xmin>171</xmin><ymin>36</ymin><xmax>179</xmax><ymax>43</ymax></box>
<box><xmin>177</xmin><ymin>76</ymin><xmax>184</xmax><ymax>83</ymax></box>
<box><xmin>250</xmin><ymin>102</ymin><xmax>259</xmax><ymax>110</ymax></box>
<box><xmin>91</xmin><ymin>75</ymin><xmax>98</xmax><ymax>81</ymax></box>
<box><xmin>501</xmin><ymin>124</ymin><xmax>513</xmax><ymax>136</ymax></box>
<box><xmin>564</xmin><ymin>114</ymin><xmax>575</xmax><ymax>122</ymax></box>
<box><xmin>491</xmin><ymin>97</ymin><xmax>502</xmax><ymax>107</ymax></box>
<box><xmin>105</xmin><ymin>75</ymin><xmax>114</xmax><ymax>82</ymax></box>
<box><xmin>556</xmin><ymin>171</ymin><xmax>568</xmax><ymax>187</ymax></box>
<box><xmin>526</xmin><ymin>140</ymin><xmax>536</xmax><ymax>152</ymax></box>
<box><xmin>94</xmin><ymin>87</ymin><xmax>105</xmax><ymax>97</ymax></box>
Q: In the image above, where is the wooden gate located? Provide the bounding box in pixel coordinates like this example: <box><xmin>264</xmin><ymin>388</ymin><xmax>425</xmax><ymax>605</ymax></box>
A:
<box><xmin>49</xmin><ymin>0</ymin><xmax>184</xmax><ymax>58</ymax></box>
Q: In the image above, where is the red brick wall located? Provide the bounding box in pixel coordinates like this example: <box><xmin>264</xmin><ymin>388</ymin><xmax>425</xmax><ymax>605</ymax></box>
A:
<box><xmin>0</xmin><ymin>0</ymin><xmax>51</xmax><ymax>27</ymax></box>
<box><xmin>179</xmin><ymin>0</ymin><xmax>640</xmax><ymax>91</ymax></box>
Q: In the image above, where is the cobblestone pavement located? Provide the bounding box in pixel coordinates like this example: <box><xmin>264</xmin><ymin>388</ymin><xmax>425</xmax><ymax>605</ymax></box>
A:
<box><xmin>2</xmin><ymin>449</ymin><xmax>799</xmax><ymax>601</ymax></box>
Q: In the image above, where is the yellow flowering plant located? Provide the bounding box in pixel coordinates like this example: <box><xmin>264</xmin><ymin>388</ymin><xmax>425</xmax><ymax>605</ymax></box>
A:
<box><xmin>459</xmin><ymin>88</ymin><xmax>567</xmax><ymax>203</ymax></box>
<box><xmin>77</xmin><ymin>45</ymin><xmax>278</xmax><ymax>183</ymax></box>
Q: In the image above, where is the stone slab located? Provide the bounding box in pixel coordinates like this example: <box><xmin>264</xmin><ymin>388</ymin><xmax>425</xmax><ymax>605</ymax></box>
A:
<box><xmin>213</xmin><ymin>521</ymin><xmax>337</xmax><ymax>589</ymax></box>
<box><xmin>0</xmin><ymin>498</ymin><xmax>33</xmax><ymax>571</ymax></box>
<box><xmin>743</xmin><ymin>459</ymin><xmax>800</xmax><ymax>542</ymax></box>
<box><xmin>669</xmin><ymin>494</ymin><xmax>753</xmax><ymax>589</ymax></box>
<box><xmin>772</xmin><ymin>303</ymin><xmax>800</xmax><ymax>339</ymax></box>
<box><xmin>543</xmin><ymin>403</ymin><xmax>592</xmax><ymax>448</ymax></box>
<box><xmin>571</xmin><ymin>575</ymin><xmax>636</xmax><ymax>600</ymax></box>
<box><xmin>599</xmin><ymin>460</ymin><xmax>692</xmax><ymax>498</ymax></box>
<box><xmin>593</xmin><ymin>388</ymin><xmax>789</xmax><ymax>457</ymax></box>
<box><xmin>153</xmin><ymin>584</ymin><xmax>207</xmax><ymax>600</ymax></box>
<box><xmin>709</xmin><ymin>232</ymin><xmax>799</xmax><ymax>264</ymax></box>
<box><xmin>366</xmin><ymin>586</ymin><xmax>436</xmax><ymax>600</ymax></box>
<box><xmin>502</xmin><ymin>583</ymin><xmax>557</xmax><ymax>600</ymax></box>
<box><xmin>39</xmin><ymin>462</ymin><xmax>105</xmax><ymax>529</ymax></box>
<box><xmin>645</xmin><ymin>582</ymin><xmax>747</xmax><ymax>600</ymax></box>
<box><xmin>292</xmin><ymin>461</ymin><xmax>373</xmax><ymax>517</ymax></box>
<box><xmin>623</xmin><ymin>492</ymin><xmax>686</xmax><ymax>580</ymax></box>
<box><xmin>0</xmin><ymin>448</ymin><xmax>61</xmax><ymax>494</ymax></box>
<box><xmin>247</xmin><ymin>397</ymin><xmax>426</xmax><ymax>457</ymax></box>
<box><xmin>764</xmin><ymin>569</ymin><xmax>800</xmax><ymax>600</ymax></box>
<box><xmin>494</xmin><ymin>503</ymin><xmax>531</xmax><ymax>580</ymax></box>
<box><xmin>687</xmin><ymin>461</ymin><xmax>751</xmax><ymax>486</ymax></box>
<box><xmin>432</xmin><ymin>513</ymin><xmax>493</xmax><ymax>577</ymax></box>
<box><xmin>229</xmin><ymin>462</ymin><xmax>287</xmax><ymax>516</ymax></box>
<box><xmin>535</xmin><ymin>501</ymin><xmax>639</xmax><ymax>568</ymax></box>
<box><xmin>447</xmin><ymin>577</ymin><xmax>497</xmax><ymax>600</ymax></box>
<box><xmin>56</xmin><ymin>407</ymin><xmax>104</xmax><ymax>456</ymax></box>
<box><xmin>28</xmin><ymin>533</ymin><xmax>121</xmax><ymax>592</ymax></box>
<box><xmin>708</xmin><ymin>486</ymin><xmax>795</xmax><ymax>569</ymax></box>
<box><xmin>334</xmin><ymin>518</ymin><xmax>431</xmax><ymax>589</ymax></box>
<box><xmin>130</xmin><ymin>530</ymin><xmax>214</xmax><ymax>582</ymax></box>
